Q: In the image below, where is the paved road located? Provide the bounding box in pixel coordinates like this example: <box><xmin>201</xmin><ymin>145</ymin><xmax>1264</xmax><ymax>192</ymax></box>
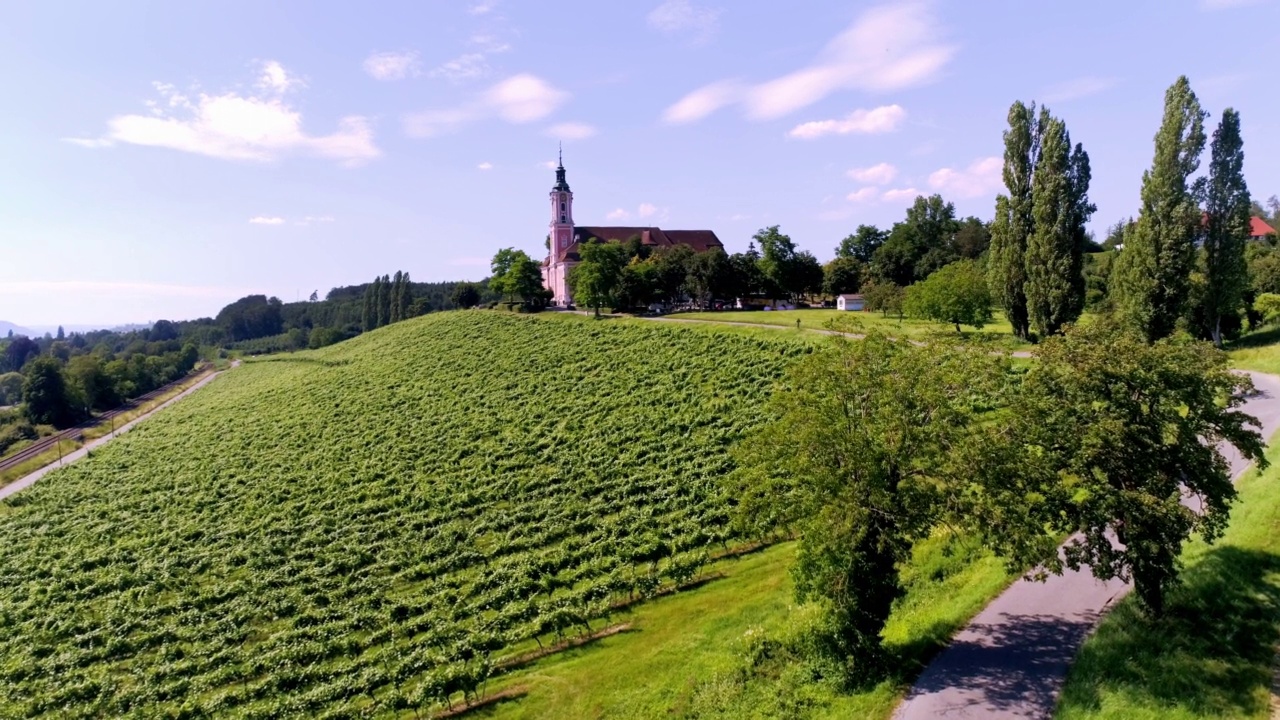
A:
<box><xmin>0</xmin><ymin>365</ymin><xmax>232</xmax><ymax>502</ymax></box>
<box><xmin>893</xmin><ymin>370</ymin><xmax>1280</xmax><ymax>719</ymax></box>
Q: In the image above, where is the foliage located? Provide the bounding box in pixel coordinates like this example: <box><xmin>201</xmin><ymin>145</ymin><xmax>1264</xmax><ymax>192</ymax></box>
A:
<box><xmin>1200</xmin><ymin>108</ymin><xmax>1251</xmax><ymax>347</ymax></box>
<box><xmin>996</xmin><ymin>321</ymin><xmax>1266</xmax><ymax>614</ymax></box>
<box><xmin>904</xmin><ymin>260</ymin><xmax>994</xmax><ymax>332</ymax></box>
<box><xmin>450</xmin><ymin>282</ymin><xmax>482</xmax><ymax>309</ymax></box>
<box><xmin>217</xmin><ymin>295</ymin><xmax>284</xmax><ymax>342</ymax></box>
<box><xmin>836</xmin><ymin>225</ymin><xmax>887</xmax><ymax>263</ymax></box>
<box><xmin>568</xmin><ymin>241</ymin><xmax>629</xmax><ymax>315</ymax></box>
<box><xmin>0</xmin><ymin>372</ymin><xmax>24</xmax><ymax>405</ymax></box>
<box><xmin>870</xmin><ymin>195</ymin><xmax>961</xmax><ymax>286</ymax></box>
<box><xmin>21</xmin><ymin>356</ymin><xmax>82</xmax><ymax>428</ymax></box>
<box><xmin>0</xmin><ymin>312</ymin><xmax>808</xmax><ymax>717</ymax></box>
<box><xmin>728</xmin><ymin>333</ymin><xmax>1008</xmax><ymax>680</ymax></box>
<box><xmin>1111</xmin><ymin>76</ymin><xmax>1208</xmax><ymax>342</ymax></box>
<box><xmin>862</xmin><ymin>281</ymin><xmax>906</xmax><ymax>318</ymax></box>
<box><xmin>822</xmin><ymin>256</ymin><xmax>866</xmax><ymax>297</ymax></box>
<box><xmin>490</xmin><ymin>248</ymin><xmax>545</xmax><ymax>304</ymax></box>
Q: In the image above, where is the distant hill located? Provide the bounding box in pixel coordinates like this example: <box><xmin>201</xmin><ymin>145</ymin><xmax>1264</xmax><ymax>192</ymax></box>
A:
<box><xmin>0</xmin><ymin>311</ymin><xmax>814</xmax><ymax>716</ymax></box>
<box><xmin>0</xmin><ymin>321</ymin><xmax>32</xmax><ymax>337</ymax></box>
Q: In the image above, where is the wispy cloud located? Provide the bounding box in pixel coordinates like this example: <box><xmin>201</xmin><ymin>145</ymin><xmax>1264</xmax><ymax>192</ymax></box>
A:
<box><xmin>296</xmin><ymin>215</ymin><xmax>335</xmax><ymax>226</ymax></box>
<box><xmin>546</xmin><ymin>122</ymin><xmax>597</xmax><ymax>140</ymax></box>
<box><xmin>469</xmin><ymin>1</ymin><xmax>496</xmax><ymax>15</ymax></box>
<box><xmin>478</xmin><ymin>161</ymin><xmax>493</xmax><ymax>170</ymax></box>
<box><xmin>605</xmin><ymin>203</ymin><xmax>666</xmax><ymax>222</ymax></box>
<box><xmin>431</xmin><ymin>29</ymin><xmax>513</xmax><ymax>83</ymax></box>
<box><xmin>662</xmin><ymin>2</ymin><xmax>953</xmax><ymax>124</ymax></box>
<box><xmin>648</xmin><ymin>0</ymin><xmax>721</xmax><ymax>44</ymax></box>
<box><xmin>927</xmin><ymin>156</ymin><xmax>1002</xmax><ymax>199</ymax></box>
<box><xmin>249</xmin><ymin>216</ymin><xmax>284</xmax><ymax>225</ymax></box>
<box><xmin>404</xmin><ymin>74</ymin><xmax>569</xmax><ymax>137</ymax></box>
<box><xmin>1200</xmin><ymin>0</ymin><xmax>1265</xmax><ymax>9</ymax></box>
<box><xmin>1042</xmin><ymin>76</ymin><xmax>1117</xmax><ymax>103</ymax></box>
<box><xmin>788</xmin><ymin>105</ymin><xmax>906</xmax><ymax>139</ymax></box>
<box><xmin>846</xmin><ymin>187</ymin><xmax>880</xmax><ymax>203</ymax></box>
<box><xmin>881</xmin><ymin>188</ymin><xmax>921</xmax><ymax>203</ymax></box>
<box><xmin>846</xmin><ymin>162</ymin><xmax>897</xmax><ymax>184</ymax></box>
<box><xmin>65</xmin><ymin>61</ymin><xmax>379</xmax><ymax>166</ymax></box>
<box><xmin>364</xmin><ymin>51</ymin><xmax>421</xmax><ymax>81</ymax></box>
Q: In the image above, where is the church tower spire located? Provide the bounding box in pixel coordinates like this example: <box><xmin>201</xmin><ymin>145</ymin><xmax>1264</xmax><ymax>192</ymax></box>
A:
<box><xmin>546</xmin><ymin>147</ymin><xmax>575</xmax><ymax>305</ymax></box>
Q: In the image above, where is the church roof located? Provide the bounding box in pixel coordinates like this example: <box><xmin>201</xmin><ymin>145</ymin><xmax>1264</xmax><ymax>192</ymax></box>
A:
<box><xmin>550</xmin><ymin>226</ymin><xmax>723</xmax><ymax>263</ymax></box>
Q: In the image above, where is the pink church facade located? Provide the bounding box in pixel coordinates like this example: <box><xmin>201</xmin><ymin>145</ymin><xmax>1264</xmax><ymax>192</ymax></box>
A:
<box><xmin>541</xmin><ymin>159</ymin><xmax>724</xmax><ymax>307</ymax></box>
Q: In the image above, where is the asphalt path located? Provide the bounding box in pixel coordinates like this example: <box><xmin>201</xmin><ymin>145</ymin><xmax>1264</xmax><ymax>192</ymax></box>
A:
<box><xmin>0</xmin><ymin>365</ymin><xmax>232</xmax><ymax>502</ymax></box>
<box><xmin>893</xmin><ymin>370</ymin><xmax>1280</xmax><ymax>719</ymax></box>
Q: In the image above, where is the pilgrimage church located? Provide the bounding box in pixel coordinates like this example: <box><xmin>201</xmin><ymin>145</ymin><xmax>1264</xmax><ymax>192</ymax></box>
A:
<box><xmin>542</xmin><ymin>155</ymin><xmax>724</xmax><ymax>306</ymax></box>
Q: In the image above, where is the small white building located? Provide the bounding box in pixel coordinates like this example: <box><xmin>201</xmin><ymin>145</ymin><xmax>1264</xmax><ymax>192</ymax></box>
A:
<box><xmin>836</xmin><ymin>294</ymin><xmax>865</xmax><ymax>311</ymax></box>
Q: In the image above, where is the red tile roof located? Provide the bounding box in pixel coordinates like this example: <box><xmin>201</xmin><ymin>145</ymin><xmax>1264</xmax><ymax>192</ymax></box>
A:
<box><xmin>553</xmin><ymin>226</ymin><xmax>724</xmax><ymax>263</ymax></box>
<box><xmin>1252</xmin><ymin>216</ymin><xmax>1276</xmax><ymax>237</ymax></box>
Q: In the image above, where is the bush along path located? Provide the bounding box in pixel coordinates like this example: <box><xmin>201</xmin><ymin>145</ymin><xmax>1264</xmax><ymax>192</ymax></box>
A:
<box><xmin>893</xmin><ymin>370</ymin><xmax>1280</xmax><ymax>720</ymax></box>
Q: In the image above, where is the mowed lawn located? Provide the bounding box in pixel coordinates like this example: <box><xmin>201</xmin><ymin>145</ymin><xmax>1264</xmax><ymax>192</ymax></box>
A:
<box><xmin>1227</xmin><ymin>326</ymin><xmax>1280</xmax><ymax>374</ymax></box>
<box><xmin>671</xmin><ymin>309</ymin><xmax>1030</xmax><ymax>350</ymax></box>
<box><xmin>482</xmin><ymin>536</ymin><xmax>1014</xmax><ymax>719</ymax></box>
<box><xmin>1055</xmin><ymin>437</ymin><xmax>1280</xmax><ymax>719</ymax></box>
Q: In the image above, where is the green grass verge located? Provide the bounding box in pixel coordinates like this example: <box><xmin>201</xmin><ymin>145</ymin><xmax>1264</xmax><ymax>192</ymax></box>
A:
<box><xmin>483</xmin><ymin>534</ymin><xmax>1013</xmax><ymax>719</ymax></box>
<box><xmin>1227</xmin><ymin>326</ymin><xmax>1280</xmax><ymax>374</ymax></box>
<box><xmin>1055</xmin><ymin>439</ymin><xmax>1280</xmax><ymax>720</ymax></box>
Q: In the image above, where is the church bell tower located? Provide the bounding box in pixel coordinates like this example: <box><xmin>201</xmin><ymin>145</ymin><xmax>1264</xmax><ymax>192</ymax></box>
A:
<box><xmin>549</xmin><ymin>145</ymin><xmax>573</xmax><ymax>260</ymax></box>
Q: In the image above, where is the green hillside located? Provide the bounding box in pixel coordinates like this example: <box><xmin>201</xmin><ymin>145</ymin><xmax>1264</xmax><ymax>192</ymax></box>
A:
<box><xmin>0</xmin><ymin>312</ymin><xmax>813</xmax><ymax>718</ymax></box>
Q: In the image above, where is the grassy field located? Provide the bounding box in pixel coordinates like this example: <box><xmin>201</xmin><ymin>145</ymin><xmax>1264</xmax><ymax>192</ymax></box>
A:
<box><xmin>1227</xmin><ymin>326</ymin><xmax>1280</xmax><ymax>374</ymax></box>
<box><xmin>671</xmin><ymin>309</ymin><xmax>1029</xmax><ymax>350</ymax></box>
<box><xmin>1055</xmin><ymin>438</ymin><xmax>1280</xmax><ymax>719</ymax></box>
<box><xmin>0</xmin><ymin>312</ymin><xmax>826</xmax><ymax>718</ymax></box>
<box><xmin>482</xmin><ymin>533</ymin><xmax>1012</xmax><ymax>719</ymax></box>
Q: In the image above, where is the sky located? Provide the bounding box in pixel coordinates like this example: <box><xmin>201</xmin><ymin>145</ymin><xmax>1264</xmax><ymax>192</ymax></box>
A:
<box><xmin>1</xmin><ymin>0</ymin><xmax>1277</xmax><ymax>328</ymax></box>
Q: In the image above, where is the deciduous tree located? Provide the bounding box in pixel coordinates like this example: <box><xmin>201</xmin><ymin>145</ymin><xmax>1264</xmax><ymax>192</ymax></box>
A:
<box><xmin>904</xmin><ymin>259</ymin><xmax>993</xmax><ymax>332</ymax></box>
<box><xmin>988</xmin><ymin>101</ymin><xmax>1039</xmax><ymax>340</ymax></box>
<box><xmin>568</xmin><ymin>241</ymin><xmax>628</xmax><ymax>316</ymax></box>
<box><xmin>836</xmin><ymin>225</ymin><xmax>887</xmax><ymax>262</ymax></box>
<box><xmin>22</xmin><ymin>356</ymin><xmax>81</xmax><ymax>428</ymax></box>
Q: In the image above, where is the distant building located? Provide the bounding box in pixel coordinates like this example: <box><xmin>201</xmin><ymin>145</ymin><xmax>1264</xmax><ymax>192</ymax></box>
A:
<box><xmin>836</xmin><ymin>294</ymin><xmax>865</xmax><ymax>311</ymax></box>
<box><xmin>541</xmin><ymin>154</ymin><xmax>723</xmax><ymax>306</ymax></box>
<box><xmin>1250</xmin><ymin>216</ymin><xmax>1276</xmax><ymax>241</ymax></box>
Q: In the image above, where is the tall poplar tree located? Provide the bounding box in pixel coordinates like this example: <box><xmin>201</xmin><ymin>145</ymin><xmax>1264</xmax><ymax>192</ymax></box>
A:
<box><xmin>361</xmin><ymin>282</ymin><xmax>375</xmax><ymax>332</ymax></box>
<box><xmin>1111</xmin><ymin>76</ymin><xmax>1207</xmax><ymax>342</ymax></box>
<box><xmin>390</xmin><ymin>271</ymin><xmax>404</xmax><ymax>323</ymax></box>
<box><xmin>376</xmin><ymin>274</ymin><xmax>391</xmax><ymax>328</ymax></box>
<box><xmin>988</xmin><ymin>101</ymin><xmax>1038</xmax><ymax>339</ymax></box>
<box><xmin>1202</xmin><ymin>108</ymin><xmax>1250</xmax><ymax>347</ymax></box>
<box><xmin>399</xmin><ymin>272</ymin><xmax>414</xmax><ymax>319</ymax></box>
<box><xmin>1026</xmin><ymin>111</ymin><xmax>1095</xmax><ymax>336</ymax></box>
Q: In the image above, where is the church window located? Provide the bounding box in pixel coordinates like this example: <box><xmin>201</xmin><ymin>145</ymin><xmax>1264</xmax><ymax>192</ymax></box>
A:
<box><xmin>560</xmin><ymin>201</ymin><xmax>566</xmax><ymax>212</ymax></box>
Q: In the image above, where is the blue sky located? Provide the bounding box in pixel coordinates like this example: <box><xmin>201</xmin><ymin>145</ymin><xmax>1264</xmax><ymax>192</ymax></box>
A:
<box><xmin>1</xmin><ymin>0</ymin><xmax>1276</xmax><ymax>327</ymax></box>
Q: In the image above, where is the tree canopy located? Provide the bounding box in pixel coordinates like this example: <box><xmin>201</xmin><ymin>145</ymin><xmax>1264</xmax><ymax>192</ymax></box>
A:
<box><xmin>904</xmin><ymin>259</ymin><xmax>993</xmax><ymax>332</ymax></box>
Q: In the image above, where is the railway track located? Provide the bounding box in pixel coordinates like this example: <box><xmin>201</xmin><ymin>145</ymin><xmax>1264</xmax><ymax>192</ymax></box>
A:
<box><xmin>0</xmin><ymin>367</ymin><xmax>213</xmax><ymax>475</ymax></box>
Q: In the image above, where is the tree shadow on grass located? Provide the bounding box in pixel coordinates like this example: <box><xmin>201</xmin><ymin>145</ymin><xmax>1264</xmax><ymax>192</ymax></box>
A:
<box><xmin>1228</xmin><ymin>325</ymin><xmax>1280</xmax><ymax>350</ymax></box>
<box><xmin>1059</xmin><ymin>545</ymin><xmax>1280</xmax><ymax>717</ymax></box>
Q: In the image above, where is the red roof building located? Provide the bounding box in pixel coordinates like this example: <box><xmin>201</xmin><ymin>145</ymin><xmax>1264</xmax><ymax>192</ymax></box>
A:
<box><xmin>1251</xmin><ymin>216</ymin><xmax>1276</xmax><ymax>239</ymax></box>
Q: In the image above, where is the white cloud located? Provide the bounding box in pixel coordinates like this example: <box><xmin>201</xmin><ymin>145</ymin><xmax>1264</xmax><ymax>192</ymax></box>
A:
<box><xmin>881</xmin><ymin>187</ymin><xmax>921</xmax><ymax>203</ymax></box>
<box><xmin>478</xmin><ymin>161</ymin><xmax>493</xmax><ymax>170</ymax></box>
<box><xmin>663</xmin><ymin>2</ymin><xmax>953</xmax><ymax>124</ymax></box>
<box><xmin>256</xmin><ymin>61</ymin><xmax>303</xmax><ymax>94</ymax></box>
<box><xmin>432</xmin><ymin>53</ymin><xmax>491</xmax><ymax>82</ymax></box>
<box><xmin>364</xmin><ymin>51</ymin><xmax>421</xmax><ymax>81</ymax></box>
<box><xmin>249</xmin><ymin>216</ymin><xmax>285</xmax><ymax>225</ymax></box>
<box><xmin>296</xmin><ymin>215</ymin><xmax>335</xmax><ymax>226</ymax></box>
<box><xmin>405</xmin><ymin>73</ymin><xmax>569</xmax><ymax>137</ymax></box>
<box><xmin>469</xmin><ymin>1</ymin><xmax>496</xmax><ymax>14</ymax></box>
<box><xmin>927</xmin><ymin>156</ymin><xmax>1002</xmax><ymax>199</ymax></box>
<box><xmin>606</xmin><ymin>208</ymin><xmax>631</xmax><ymax>221</ymax></box>
<box><xmin>1042</xmin><ymin>76</ymin><xmax>1117</xmax><ymax>103</ymax></box>
<box><xmin>789</xmin><ymin>105</ymin><xmax>906</xmax><ymax>139</ymax></box>
<box><xmin>846</xmin><ymin>162</ymin><xmax>897</xmax><ymax>184</ymax></box>
<box><xmin>546</xmin><ymin>122</ymin><xmax>597</xmax><ymax>140</ymax></box>
<box><xmin>661</xmin><ymin>80</ymin><xmax>744</xmax><ymax>124</ymax></box>
<box><xmin>638</xmin><ymin>203</ymin><xmax>658</xmax><ymax>218</ymax></box>
<box><xmin>540</xmin><ymin>160</ymin><xmax>558</xmax><ymax>170</ymax></box>
<box><xmin>68</xmin><ymin>62</ymin><xmax>379</xmax><ymax>166</ymax></box>
<box><xmin>648</xmin><ymin>0</ymin><xmax>721</xmax><ymax>44</ymax></box>
<box><xmin>469</xmin><ymin>33</ymin><xmax>511</xmax><ymax>54</ymax></box>
<box><xmin>846</xmin><ymin>187</ymin><xmax>880</xmax><ymax>203</ymax></box>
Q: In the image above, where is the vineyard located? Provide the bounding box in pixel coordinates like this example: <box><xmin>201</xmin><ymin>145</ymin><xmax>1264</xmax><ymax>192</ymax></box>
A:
<box><xmin>0</xmin><ymin>312</ymin><xmax>812</xmax><ymax>718</ymax></box>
